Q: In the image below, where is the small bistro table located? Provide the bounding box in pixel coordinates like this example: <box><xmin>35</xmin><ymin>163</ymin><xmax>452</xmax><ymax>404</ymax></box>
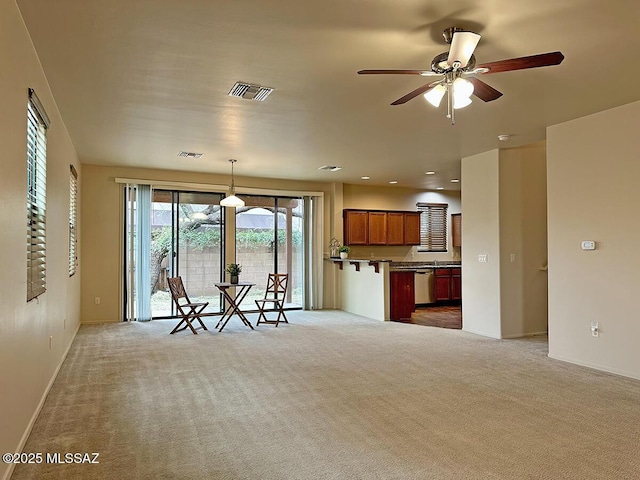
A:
<box><xmin>214</xmin><ymin>282</ymin><xmax>255</xmax><ymax>332</ymax></box>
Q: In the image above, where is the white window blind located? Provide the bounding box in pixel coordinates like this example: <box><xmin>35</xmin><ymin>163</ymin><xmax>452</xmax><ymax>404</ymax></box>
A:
<box><xmin>27</xmin><ymin>88</ymin><xmax>49</xmax><ymax>301</ymax></box>
<box><xmin>69</xmin><ymin>165</ymin><xmax>78</xmax><ymax>276</ymax></box>
<box><xmin>417</xmin><ymin>202</ymin><xmax>448</xmax><ymax>252</ymax></box>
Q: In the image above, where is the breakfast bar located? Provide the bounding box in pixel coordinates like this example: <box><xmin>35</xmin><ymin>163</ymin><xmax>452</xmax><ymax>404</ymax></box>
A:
<box><xmin>331</xmin><ymin>259</ymin><xmax>461</xmax><ymax>321</ymax></box>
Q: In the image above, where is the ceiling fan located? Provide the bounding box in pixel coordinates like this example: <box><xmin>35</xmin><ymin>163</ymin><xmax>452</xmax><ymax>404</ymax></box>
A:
<box><xmin>358</xmin><ymin>27</ymin><xmax>564</xmax><ymax>124</ymax></box>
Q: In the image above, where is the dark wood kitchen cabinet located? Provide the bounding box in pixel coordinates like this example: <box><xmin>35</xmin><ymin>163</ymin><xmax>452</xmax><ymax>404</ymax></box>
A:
<box><xmin>451</xmin><ymin>267</ymin><xmax>461</xmax><ymax>300</ymax></box>
<box><xmin>404</xmin><ymin>212</ymin><xmax>421</xmax><ymax>245</ymax></box>
<box><xmin>343</xmin><ymin>209</ymin><xmax>421</xmax><ymax>246</ymax></box>
<box><xmin>434</xmin><ymin>267</ymin><xmax>462</xmax><ymax>303</ymax></box>
<box><xmin>451</xmin><ymin>213</ymin><xmax>462</xmax><ymax>247</ymax></box>
<box><xmin>368</xmin><ymin>211</ymin><xmax>388</xmax><ymax>245</ymax></box>
<box><xmin>435</xmin><ymin>268</ymin><xmax>452</xmax><ymax>301</ymax></box>
<box><xmin>343</xmin><ymin>210</ymin><xmax>368</xmax><ymax>245</ymax></box>
<box><xmin>390</xmin><ymin>271</ymin><xmax>415</xmax><ymax>320</ymax></box>
<box><xmin>386</xmin><ymin>212</ymin><xmax>405</xmax><ymax>245</ymax></box>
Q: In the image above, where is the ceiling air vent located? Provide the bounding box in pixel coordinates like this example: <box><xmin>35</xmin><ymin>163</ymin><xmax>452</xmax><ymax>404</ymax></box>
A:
<box><xmin>228</xmin><ymin>82</ymin><xmax>274</xmax><ymax>101</ymax></box>
<box><xmin>178</xmin><ymin>151</ymin><xmax>204</xmax><ymax>159</ymax></box>
<box><xmin>318</xmin><ymin>165</ymin><xmax>342</xmax><ymax>172</ymax></box>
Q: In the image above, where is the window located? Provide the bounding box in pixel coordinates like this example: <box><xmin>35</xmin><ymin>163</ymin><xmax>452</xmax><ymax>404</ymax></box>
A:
<box><xmin>27</xmin><ymin>88</ymin><xmax>50</xmax><ymax>301</ymax></box>
<box><xmin>417</xmin><ymin>202</ymin><xmax>448</xmax><ymax>252</ymax></box>
<box><xmin>69</xmin><ymin>165</ymin><xmax>78</xmax><ymax>276</ymax></box>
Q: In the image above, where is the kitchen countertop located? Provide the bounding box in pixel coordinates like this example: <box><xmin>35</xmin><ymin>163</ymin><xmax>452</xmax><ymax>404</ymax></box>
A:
<box><xmin>389</xmin><ymin>261</ymin><xmax>461</xmax><ymax>271</ymax></box>
<box><xmin>328</xmin><ymin>258</ymin><xmax>461</xmax><ymax>271</ymax></box>
<box><xmin>328</xmin><ymin>258</ymin><xmax>393</xmax><ymax>262</ymax></box>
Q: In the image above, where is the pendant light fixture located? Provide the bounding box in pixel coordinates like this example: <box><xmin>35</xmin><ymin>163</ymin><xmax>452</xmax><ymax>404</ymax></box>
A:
<box><xmin>220</xmin><ymin>159</ymin><xmax>245</xmax><ymax>208</ymax></box>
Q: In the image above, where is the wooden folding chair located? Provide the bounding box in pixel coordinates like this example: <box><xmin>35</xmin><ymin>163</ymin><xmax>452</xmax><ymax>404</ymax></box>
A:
<box><xmin>167</xmin><ymin>276</ymin><xmax>209</xmax><ymax>334</ymax></box>
<box><xmin>255</xmin><ymin>273</ymin><xmax>289</xmax><ymax>327</ymax></box>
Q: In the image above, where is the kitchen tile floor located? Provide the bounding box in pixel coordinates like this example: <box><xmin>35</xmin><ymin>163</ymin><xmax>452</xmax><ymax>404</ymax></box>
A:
<box><xmin>394</xmin><ymin>305</ymin><xmax>462</xmax><ymax>329</ymax></box>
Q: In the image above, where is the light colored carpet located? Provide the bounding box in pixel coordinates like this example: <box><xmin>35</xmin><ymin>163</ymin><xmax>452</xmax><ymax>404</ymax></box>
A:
<box><xmin>11</xmin><ymin>310</ymin><xmax>640</xmax><ymax>479</ymax></box>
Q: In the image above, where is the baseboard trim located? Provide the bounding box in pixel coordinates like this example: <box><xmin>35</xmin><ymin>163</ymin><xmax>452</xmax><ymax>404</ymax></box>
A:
<box><xmin>2</xmin><ymin>322</ymin><xmax>81</xmax><ymax>480</ymax></box>
<box><xmin>548</xmin><ymin>353</ymin><xmax>640</xmax><ymax>381</ymax></box>
<box><xmin>502</xmin><ymin>330</ymin><xmax>548</xmax><ymax>339</ymax></box>
<box><xmin>462</xmin><ymin>327</ymin><xmax>501</xmax><ymax>339</ymax></box>
<box><xmin>81</xmin><ymin>319</ymin><xmax>120</xmax><ymax>324</ymax></box>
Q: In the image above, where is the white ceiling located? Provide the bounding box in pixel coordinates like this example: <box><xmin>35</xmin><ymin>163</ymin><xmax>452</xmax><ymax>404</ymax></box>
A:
<box><xmin>16</xmin><ymin>0</ymin><xmax>640</xmax><ymax>190</ymax></box>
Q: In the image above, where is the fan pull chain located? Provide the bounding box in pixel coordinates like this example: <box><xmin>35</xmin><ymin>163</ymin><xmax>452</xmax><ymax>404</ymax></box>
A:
<box><xmin>447</xmin><ymin>83</ymin><xmax>455</xmax><ymax>125</ymax></box>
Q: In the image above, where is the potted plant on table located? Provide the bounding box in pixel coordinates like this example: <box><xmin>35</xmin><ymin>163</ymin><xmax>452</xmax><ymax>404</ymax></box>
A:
<box><xmin>225</xmin><ymin>263</ymin><xmax>242</xmax><ymax>284</ymax></box>
<box><xmin>338</xmin><ymin>245</ymin><xmax>350</xmax><ymax>259</ymax></box>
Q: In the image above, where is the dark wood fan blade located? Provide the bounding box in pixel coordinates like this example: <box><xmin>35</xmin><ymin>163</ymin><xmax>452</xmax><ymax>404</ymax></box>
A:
<box><xmin>468</xmin><ymin>77</ymin><xmax>503</xmax><ymax>102</ymax></box>
<box><xmin>391</xmin><ymin>83</ymin><xmax>434</xmax><ymax>105</ymax></box>
<box><xmin>477</xmin><ymin>51</ymin><xmax>564</xmax><ymax>74</ymax></box>
<box><xmin>358</xmin><ymin>69</ymin><xmax>437</xmax><ymax>76</ymax></box>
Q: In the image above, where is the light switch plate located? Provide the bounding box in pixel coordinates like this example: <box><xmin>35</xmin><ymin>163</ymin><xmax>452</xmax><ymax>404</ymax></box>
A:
<box><xmin>581</xmin><ymin>240</ymin><xmax>596</xmax><ymax>251</ymax></box>
<box><xmin>478</xmin><ymin>254</ymin><xmax>488</xmax><ymax>263</ymax></box>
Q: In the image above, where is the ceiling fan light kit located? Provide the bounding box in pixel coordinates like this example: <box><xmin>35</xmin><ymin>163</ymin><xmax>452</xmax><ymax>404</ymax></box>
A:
<box><xmin>424</xmin><ymin>84</ymin><xmax>446</xmax><ymax>107</ymax></box>
<box><xmin>359</xmin><ymin>27</ymin><xmax>564</xmax><ymax>125</ymax></box>
<box><xmin>452</xmin><ymin>77</ymin><xmax>474</xmax><ymax>111</ymax></box>
<box><xmin>452</xmin><ymin>91</ymin><xmax>472</xmax><ymax>110</ymax></box>
<box><xmin>423</xmin><ymin>73</ymin><xmax>475</xmax><ymax>123</ymax></box>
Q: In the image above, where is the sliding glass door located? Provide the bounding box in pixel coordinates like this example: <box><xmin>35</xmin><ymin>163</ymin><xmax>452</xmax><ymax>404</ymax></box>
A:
<box><xmin>151</xmin><ymin>190</ymin><xmax>225</xmax><ymax>317</ymax></box>
<box><xmin>234</xmin><ymin>195</ymin><xmax>303</xmax><ymax>309</ymax></box>
<box><xmin>124</xmin><ymin>187</ymin><xmax>225</xmax><ymax>320</ymax></box>
<box><xmin>124</xmin><ymin>187</ymin><xmax>309</xmax><ymax>321</ymax></box>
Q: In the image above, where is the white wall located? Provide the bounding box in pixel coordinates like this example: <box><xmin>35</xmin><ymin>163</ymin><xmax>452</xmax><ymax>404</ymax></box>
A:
<box><xmin>547</xmin><ymin>100</ymin><xmax>640</xmax><ymax>380</ymax></box>
<box><xmin>324</xmin><ymin>183</ymin><xmax>344</xmax><ymax>308</ymax></box>
<box><xmin>0</xmin><ymin>3</ymin><xmax>81</xmax><ymax>479</ymax></box>
<box><xmin>460</xmin><ymin>150</ymin><xmax>502</xmax><ymax>338</ymax></box>
<box><xmin>461</xmin><ymin>144</ymin><xmax>548</xmax><ymax>339</ymax></box>
<box><xmin>337</xmin><ymin>261</ymin><xmax>390</xmax><ymax>321</ymax></box>
<box><xmin>499</xmin><ymin>143</ymin><xmax>548</xmax><ymax>338</ymax></box>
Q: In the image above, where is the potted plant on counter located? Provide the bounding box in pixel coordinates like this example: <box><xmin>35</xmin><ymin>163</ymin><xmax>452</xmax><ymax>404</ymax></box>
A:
<box><xmin>338</xmin><ymin>245</ymin><xmax>350</xmax><ymax>259</ymax></box>
<box><xmin>225</xmin><ymin>263</ymin><xmax>242</xmax><ymax>284</ymax></box>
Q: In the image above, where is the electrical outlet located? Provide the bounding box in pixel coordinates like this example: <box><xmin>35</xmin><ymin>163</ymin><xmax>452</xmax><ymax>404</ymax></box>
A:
<box><xmin>510</xmin><ymin>253</ymin><xmax>516</xmax><ymax>263</ymax></box>
<box><xmin>94</xmin><ymin>297</ymin><xmax>101</xmax><ymax>305</ymax></box>
<box><xmin>591</xmin><ymin>322</ymin><xmax>599</xmax><ymax>337</ymax></box>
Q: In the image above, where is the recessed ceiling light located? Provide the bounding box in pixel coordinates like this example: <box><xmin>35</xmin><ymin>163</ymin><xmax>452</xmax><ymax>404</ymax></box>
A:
<box><xmin>361</xmin><ymin>176</ymin><xmax>370</xmax><ymax>180</ymax></box>
<box><xmin>389</xmin><ymin>181</ymin><xmax>398</xmax><ymax>184</ymax></box>
<box><xmin>498</xmin><ymin>134</ymin><xmax>510</xmax><ymax>142</ymax></box>
<box><xmin>425</xmin><ymin>171</ymin><xmax>436</xmax><ymax>175</ymax></box>
<box><xmin>436</xmin><ymin>187</ymin><xmax>444</xmax><ymax>190</ymax></box>
<box><xmin>450</xmin><ymin>179</ymin><xmax>460</xmax><ymax>183</ymax></box>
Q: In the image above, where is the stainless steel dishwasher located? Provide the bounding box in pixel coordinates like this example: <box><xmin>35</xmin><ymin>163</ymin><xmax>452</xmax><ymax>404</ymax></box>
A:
<box><xmin>414</xmin><ymin>269</ymin><xmax>435</xmax><ymax>305</ymax></box>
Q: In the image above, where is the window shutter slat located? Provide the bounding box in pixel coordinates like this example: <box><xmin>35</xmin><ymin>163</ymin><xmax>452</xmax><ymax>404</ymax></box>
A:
<box><xmin>416</xmin><ymin>202</ymin><xmax>448</xmax><ymax>252</ymax></box>
<box><xmin>69</xmin><ymin>165</ymin><xmax>78</xmax><ymax>276</ymax></box>
<box><xmin>26</xmin><ymin>90</ymin><xmax>48</xmax><ymax>301</ymax></box>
